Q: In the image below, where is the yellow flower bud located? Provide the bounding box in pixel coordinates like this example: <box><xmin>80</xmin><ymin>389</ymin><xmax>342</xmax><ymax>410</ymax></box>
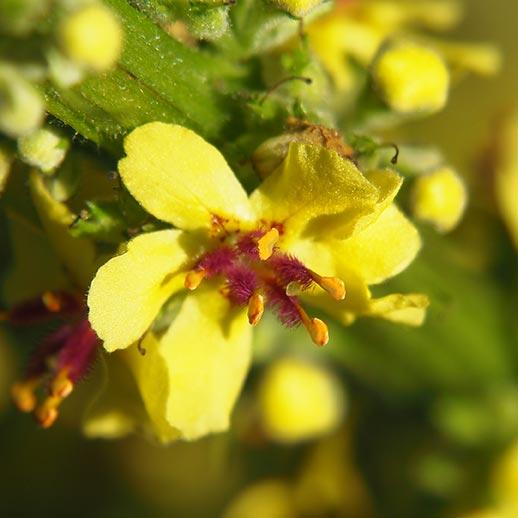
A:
<box><xmin>258</xmin><ymin>357</ymin><xmax>344</xmax><ymax>443</ymax></box>
<box><xmin>0</xmin><ymin>64</ymin><xmax>44</xmax><ymax>138</ymax></box>
<box><xmin>18</xmin><ymin>127</ymin><xmax>69</xmax><ymax>174</ymax></box>
<box><xmin>59</xmin><ymin>4</ymin><xmax>123</xmax><ymax>72</ymax></box>
<box><xmin>268</xmin><ymin>0</ymin><xmax>325</xmax><ymax>18</ymax></box>
<box><xmin>411</xmin><ymin>167</ymin><xmax>467</xmax><ymax>233</ymax></box>
<box><xmin>372</xmin><ymin>41</ymin><xmax>450</xmax><ymax>114</ymax></box>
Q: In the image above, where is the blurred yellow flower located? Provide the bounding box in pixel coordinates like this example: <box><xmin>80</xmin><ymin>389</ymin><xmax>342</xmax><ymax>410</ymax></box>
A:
<box><xmin>268</xmin><ymin>0</ymin><xmax>325</xmax><ymax>18</ymax></box>
<box><xmin>411</xmin><ymin>166</ymin><xmax>467</xmax><ymax>233</ymax></box>
<box><xmin>460</xmin><ymin>441</ymin><xmax>518</xmax><ymax>518</ymax></box>
<box><xmin>59</xmin><ymin>3</ymin><xmax>123</xmax><ymax>72</ymax></box>
<box><xmin>258</xmin><ymin>357</ymin><xmax>344</xmax><ymax>443</ymax></box>
<box><xmin>87</xmin><ymin>121</ymin><xmax>425</xmax><ymax>440</ymax></box>
<box><xmin>372</xmin><ymin>41</ymin><xmax>450</xmax><ymax>114</ymax></box>
<box><xmin>18</xmin><ymin>127</ymin><xmax>69</xmax><ymax>175</ymax></box>
<box><xmin>494</xmin><ymin>109</ymin><xmax>518</xmax><ymax>250</ymax></box>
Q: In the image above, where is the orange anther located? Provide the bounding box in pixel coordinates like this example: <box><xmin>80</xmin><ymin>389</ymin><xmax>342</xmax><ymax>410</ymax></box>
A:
<box><xmin>247</xmin><ymin>293</ymin><xmax>265</xmax><ymax>326</ymax></box>
<box><xmin>184</xmin><ymin>269</ymin><xmax>206</xmax><ymax>290</ymax></box>
<box><xmin>257</xmin><ymin>228</ymin><xmax>280</xmax><ymax>260</ymax></box>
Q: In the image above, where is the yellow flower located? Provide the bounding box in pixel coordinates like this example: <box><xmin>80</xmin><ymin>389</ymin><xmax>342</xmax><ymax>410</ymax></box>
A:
<box><xmin>372</xmin><ymin>40</ymin><xmax>450</xmax><ymax>114</ymax></box>
<box><xmin>87</xmin><ymin>122</ymin><xmax>426</xmax><ymax>440</ymax></box>
<box><xmin>258</xmin><ymin>357</ymin><xmax>344</xmax><ymax>443</ymax></box>
<box><xmin>59</xmin><ymin>3</ymin><xmax>123</xmax><ymax>72</ymax></box>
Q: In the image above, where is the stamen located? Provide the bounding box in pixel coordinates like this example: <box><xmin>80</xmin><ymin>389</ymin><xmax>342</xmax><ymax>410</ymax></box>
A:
<box><xmin>247</xmin><ymin>292</ymin><xmax>264</xmax><ymax>326</ymax></box>
<box><xmin>50</xmin><ymin>369</ymin><xmax>73</xmax><ymax>399</ymax></box>
<box><xmin>226</xmin><ymin>266</ymin><xmax>258</xmax><ymax>305</ymax></box>
<box><xmin>294</xmin><ymin>302</ymin><xmax>329</xmax><ymax>347</ymax></box>
<box><xmin>41</xmin><ymin>291</ymin><xmax>64</xmax><ymax>312</ymax></box>
<box><xmin>184</xmin><ymin>269</ymin><xmax>207</xmax><ymax>290</ymax></box>
<box><xmin>35</xmin><ymin>396</ymin><xmax>61</xmax><ymax>429</ymax></box>
<box><xmin>257</xmin><ymin>228</ymin><xmax>279</xmax><ymax>260</ymax></box>
<box><xmin>11</xmin><ymin>378</ymin><xmax>40</xmax><ymax>413</ymax></box>
<box><xmin>268</xmin><ymin>253</ymin><xmax>313</xmax><ymax>289</ymax></box>
<box><xmin>309</xmin><ymin>271</ymin><xmax>346</xmax><ymax>301</ymax></box>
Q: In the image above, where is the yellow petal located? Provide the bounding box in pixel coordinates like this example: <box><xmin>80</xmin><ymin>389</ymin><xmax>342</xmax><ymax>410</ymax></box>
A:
<box><xmin>88</xmin><ymin>229</ymin><xmax>201</xmax><ymax>352</ymax></box>
<box><xmin>367</xmin><ymin>293</ymin><xmax>429</xmax><ymax>326</ymax></box>
<box><xmin>290</xmin><ymin>236</ymin><xmax>426</xmax><ymax>326</ymax></box>
<box><xmin>29</xmin><ymin>170</ymin><xmax>96</xmax><ymax>289</ymax></box>
<box><xmin>334</xmin><ymin>204</ymin><xmax>421</xmax><ymax>285</ymax></box>
<box><xmin>119</xmin><ymin>122</ymin><xmax>253</xmax><ymax>231</ymax></box>
<box><xmin>250</xmin><ymin>143</ymin><xmax>379</xmax><ymax>242</ymax></box>
<box><xmin>288</xmin><ymin>238</ymin><xmax>371</xmax><ymax>324</ymax></box>
<box><xmin>129</xmin><ymin>288</ymin><xmax>252</xmax><ymax>441</ymax></box>
<box><xmin>125</xmin><ymin>335</ymin><xmax>181</xmax><ymax>444</ymax></box>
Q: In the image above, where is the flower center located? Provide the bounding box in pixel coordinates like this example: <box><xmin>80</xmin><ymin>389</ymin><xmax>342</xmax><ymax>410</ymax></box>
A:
<box><xmin>184</xmin><ymin>227</ymin><xmax>345</xmax><ymax>346</ymax></box>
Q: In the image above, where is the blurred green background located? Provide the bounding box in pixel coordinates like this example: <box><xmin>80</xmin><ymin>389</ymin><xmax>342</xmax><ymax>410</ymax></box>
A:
<box><xmin>1</xmin><ymin>1</ymin><xmax>517</xmax><ymax>517</ymax></box>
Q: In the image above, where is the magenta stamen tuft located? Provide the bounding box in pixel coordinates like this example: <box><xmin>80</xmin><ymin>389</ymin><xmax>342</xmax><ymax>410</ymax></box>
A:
<box><xmin>264</xmin><ymin>282</ymin><xmax>302</xmax><ymax>327</ymax></box>
<box><xmin>56</xmin><ymin>319</ymin><xmax>99</xmax><ymax>382</ymax></box>
<box><xmin>5</xmin><ymin>292</ymin><xmax>82</xmax><ymax>325</ymax></box>
<box><xmin>235</xmin><ymin>230</ymin><xmax>265</xmax><ymax>259</ymax></box>
<box><xmin>198</xmin><ymin>246</ymin><xmax>237</xmax><ymax>276</ymax></box>
<box><xmin>226</xmin><ymin>266</ymin><xmax>258</xmax><ymax>305</ymax></box>
<box><xmin>268</xmin><ymin>253</ymin><xmax>313</xmax><ymax>289</ymax></box>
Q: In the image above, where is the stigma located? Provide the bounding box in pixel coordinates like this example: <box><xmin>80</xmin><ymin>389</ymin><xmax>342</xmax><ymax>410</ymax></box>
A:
<box><xmin>183</xmin><ymin>226</ymin><xmax>344</xmax><ymax>346</ymax></box>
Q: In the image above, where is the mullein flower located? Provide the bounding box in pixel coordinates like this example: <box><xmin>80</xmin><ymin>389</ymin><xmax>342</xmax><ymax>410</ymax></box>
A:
<box><xmin>87</xmin><ymin>121</ymin><xmax>425</xmax><ymax>440</ymax></box>
<box><xmin>6</xmin><ymin>290</ymin><xmax>99</xmax><ymax>428</ymax></box>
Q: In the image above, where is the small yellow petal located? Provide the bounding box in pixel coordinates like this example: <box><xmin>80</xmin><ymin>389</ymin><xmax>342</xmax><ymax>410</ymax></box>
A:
<box><xmin>119</xmin><ymin>122</ymin><xmax>254</xmax><ymax>231</ymax></box>
<box><xmin>128</xmin><ymin>289</ymin><xmax>252</xmax><ymax>440</ymax></box>
<box><xmin>88</xmin><ymin>229</ymin><xmax>201</xmax><ymax>352</ymax></box>
<box><xmin>367</xmin><ymin>293</ymin><xmax>429</xmax><ymax>326</ymax></box>
<box><xmin>411</xmin><ymin>166</ymin><xmax>467</xmax><ymax>233</ymax></box>
<box><xmin>335</xmin><ymin>204</ymin><xmax>421</xmax><ymax>285</ymax></box>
